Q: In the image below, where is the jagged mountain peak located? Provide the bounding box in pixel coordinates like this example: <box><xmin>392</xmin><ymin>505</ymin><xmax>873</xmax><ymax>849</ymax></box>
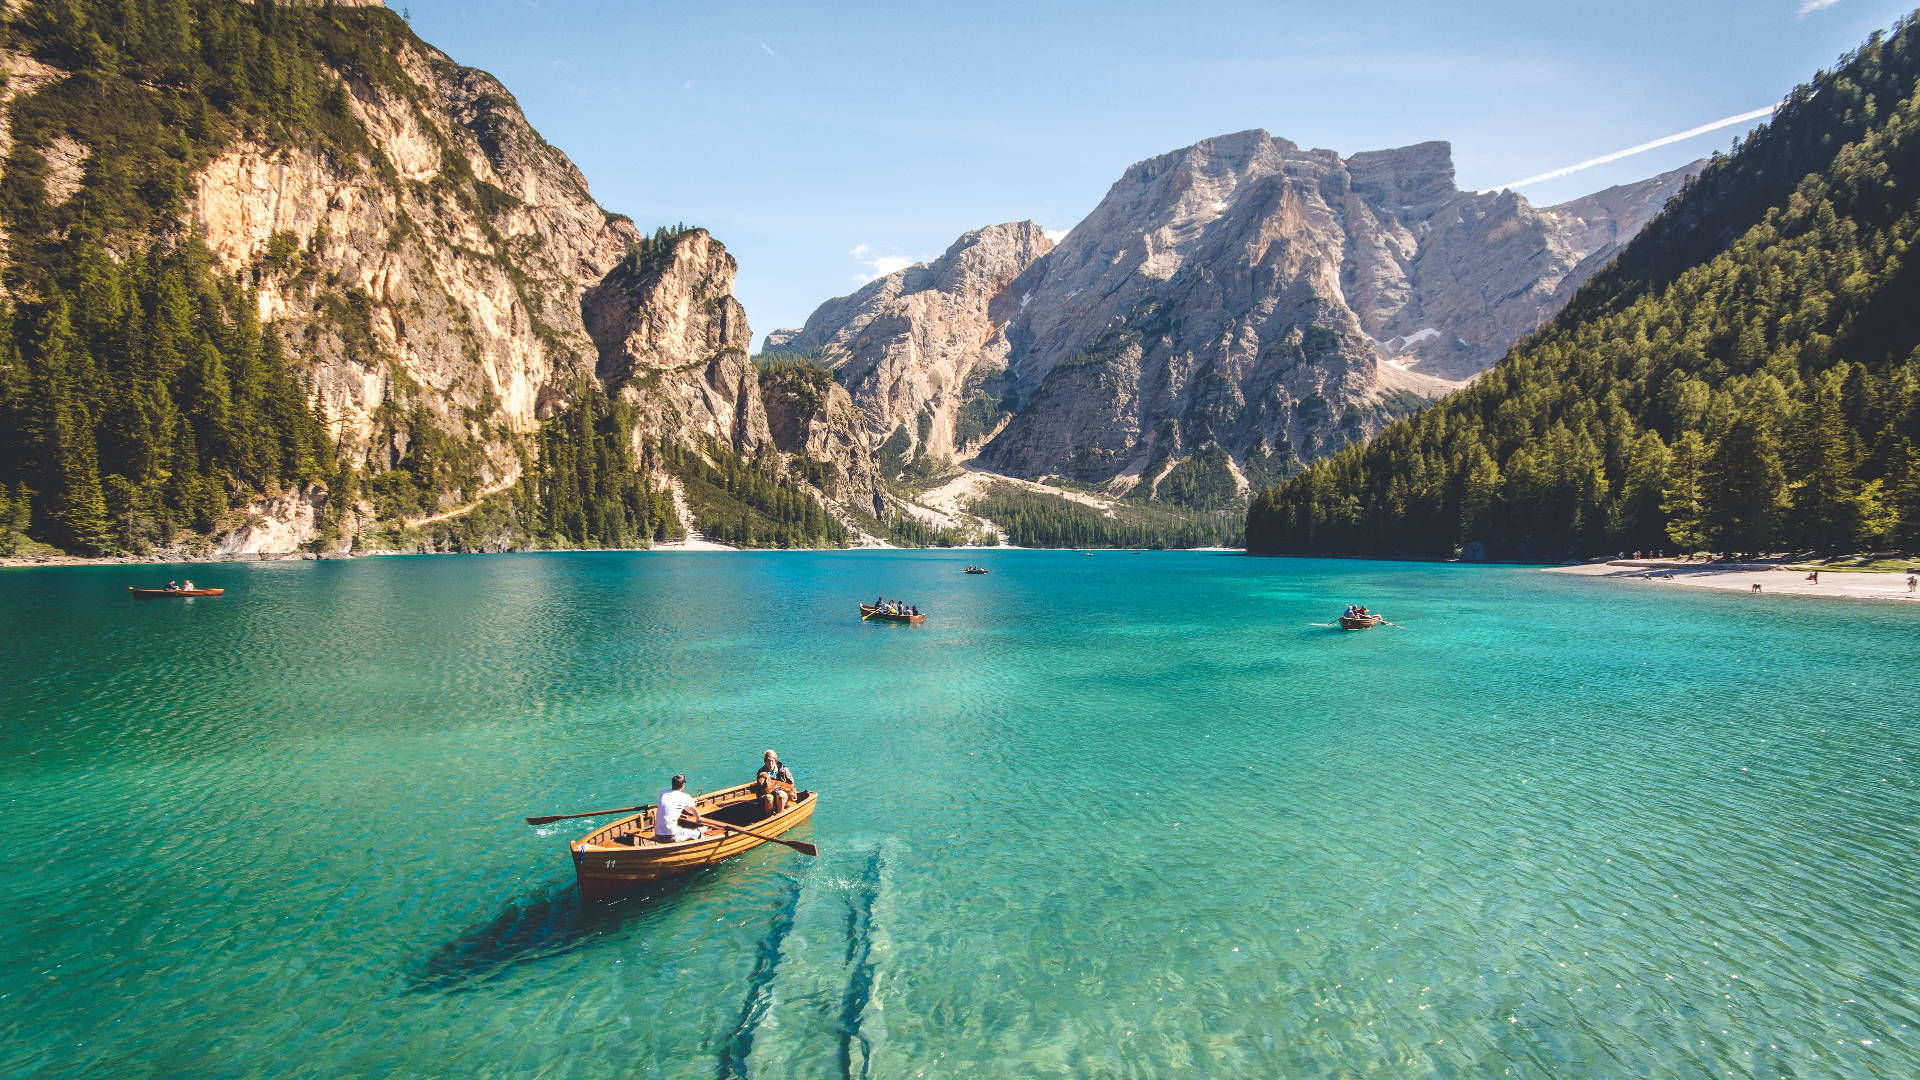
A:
<box><xmin>777</xmin><ymin>126</ymin><xmax>1700</xmax><ymax>505</ymax></box>
<box><xmin>1346</xmin><ymin>140</ymin><xmax>1458</xmax><ymax>216</ymax></box>
<box><xmin>762</xmin><ymin>220</ymin><xmax>1055</xmax><ymax>466</ymax></box>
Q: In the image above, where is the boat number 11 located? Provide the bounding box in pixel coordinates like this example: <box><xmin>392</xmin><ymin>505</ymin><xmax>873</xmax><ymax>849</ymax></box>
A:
<box><xmin>605</xmin><ymin>859</ymin><xmax>617</xmax><ymax>868</ymax></box>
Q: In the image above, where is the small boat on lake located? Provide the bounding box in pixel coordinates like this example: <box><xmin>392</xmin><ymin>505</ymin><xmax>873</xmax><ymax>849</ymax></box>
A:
<box><xmin>860</xmin><ymin>602</ymin><xmax>925</xmax><ymax>623</ymax></box>
<box><xmin>964</xmin><ymin>566</ymin><xmax>989</xmax><ymax>574</ymax></box>
<box><xmin>1339</xmin><ymin>612</ymin><xmax>1383</xmax><ymax>630</ymax></box>
<box><xmin>571</xmin><ymin>781</ymin><xmax>817</xmax><ymax>901</ymax></box>
<box><xmin>129</xmin><ymin>586</ymin><xmax>224</xmax><ymax>598</ymax></box>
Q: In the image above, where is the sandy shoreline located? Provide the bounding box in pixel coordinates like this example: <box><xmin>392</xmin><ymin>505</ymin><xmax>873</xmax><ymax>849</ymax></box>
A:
<box><xmin>1545</xmin><ymin>559</ymin><xmax>1920</xmax><ymax>603</ymax></box>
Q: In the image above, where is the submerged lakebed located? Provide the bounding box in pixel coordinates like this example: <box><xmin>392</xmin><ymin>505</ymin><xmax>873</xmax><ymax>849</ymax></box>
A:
<box><xmin>2</xmin><ymin>551</ymin><xmax>1917</xmax><ymax>1077</ymax></box>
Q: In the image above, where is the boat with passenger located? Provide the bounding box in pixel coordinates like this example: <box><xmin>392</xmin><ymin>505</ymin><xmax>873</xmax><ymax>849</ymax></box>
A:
<box><xmin>1339</xmin><ymin>605</ymin><xmax>1383</xmax><ymax>630</ymax></box>
<box><xmin>860</xmin><ymin>600</ymin><xmax>925</xmax><ymax>623</ymax></box>
<box><xmin>129</xmin><ymin>586</ymin><xmax>223</xmax><ymax>598</ymax></box>
<box><xmin>964</xmin><ymin>565</ymin><xmax>989</xmax><ymax>574</ymax></box>
<box><xmin>569</xmin><ymin>781</ymin><xmax>817</xmax><ymax>901</ymax></box>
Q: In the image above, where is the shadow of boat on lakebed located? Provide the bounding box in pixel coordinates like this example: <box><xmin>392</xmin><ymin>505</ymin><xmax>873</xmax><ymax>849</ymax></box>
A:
<box><xmin>405</xmin><ymin>871</ymin><xmax>715</xmax><ymax>993</ymax></box>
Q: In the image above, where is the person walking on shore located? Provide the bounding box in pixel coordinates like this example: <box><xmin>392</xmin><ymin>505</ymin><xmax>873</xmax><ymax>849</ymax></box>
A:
<box><xmin>1908</xmin><ymin>573</ymin><xmax>1917</xmax><ymax>594</ymax></box>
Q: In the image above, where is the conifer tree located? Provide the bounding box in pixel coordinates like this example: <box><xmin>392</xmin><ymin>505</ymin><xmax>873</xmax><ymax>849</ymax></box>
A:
<box><xmin>1702</xmin><ymin>407</ymin><xmax>1788</xmax><ymax>555</ymax></box>
<box><xmin>1611</xmin><ymin>431</ymin><xmax>1670</xmax><ymax>551</ymax></box>
<box><xmin>1892</xmin><ymin>441</ymin><xmax>1920</xmax><ymax>551</ymax></box>
<box><xmin>1661</xmin><ymin>433</ymin><xmax>1708</xmax><ymax>554</ymax></box>
<box><xmin>1786</xmin><ymin>385</ymin><xmax>1867</xmax><ymax>553</ymax></box>
<box><xmin>1246</xmin><ymin>16</ymin><xmax>1920</xmax><ymax>560</ymax></box>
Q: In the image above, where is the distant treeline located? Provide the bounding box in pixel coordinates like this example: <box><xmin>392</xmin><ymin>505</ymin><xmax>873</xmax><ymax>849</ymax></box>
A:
<box><xmin>663</xmin><ymin>441</ymin><xmax>850</xmax><ymax>549</ymax></box>
<box><xmin>971</xmin><ymin>482</ymin><xmax>1242</xmax><ymax>549</ymax></box>
<box><xmin>1249</xmin><ymin>19</ymin><xmax>1920</xmax><ymax>560</ymax></box>
<box><xmin>523</xmin><ymin>383</ymin><xmax>679</xmax><ymax>548</ymax></box>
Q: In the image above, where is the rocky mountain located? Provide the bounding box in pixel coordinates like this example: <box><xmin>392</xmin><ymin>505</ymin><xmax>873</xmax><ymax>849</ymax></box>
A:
<box><xmin>0</xmin><ymin>0</ymin><xmax>883</xmax><ymax>555</ymax></box>
<box><xmin>1247</xmin><ymin>15</ymin><xmax>1920</xmax><ymax>561</ymax></box>
<box><xmin>771</xmin><ymin>131</ymin><xmax>1696</xmax><ymax>502</ymax></box>
<box><xmin>759</xmin><ymin>221</ymin><xmax>1053</xmax><ymax>466</ymax></box>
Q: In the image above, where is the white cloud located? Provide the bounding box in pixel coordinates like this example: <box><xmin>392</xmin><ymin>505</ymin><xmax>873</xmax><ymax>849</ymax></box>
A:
<box><xmin>760</xmin><ymin>41</ymin><xmax>777</xmax><ymax>56</ymax></box>
<box><xmin>1043</xmin><ymin>227</ymin><xmax>1070</xmax><ymax>244</ymax></box>
<box><xmin>1485</xmin><ymin>106</ymin><xmax>1777</xmax><ymax>192</ymax></box>
<box><xmin>1797</xmin><ymin>0</ymin><xmax>1843</xmax><ymax>14</ymax></box>
<box><xmin>849</xmin><ymin>244</ymin><xmax>921</xmax><ymax>283</ymax></box>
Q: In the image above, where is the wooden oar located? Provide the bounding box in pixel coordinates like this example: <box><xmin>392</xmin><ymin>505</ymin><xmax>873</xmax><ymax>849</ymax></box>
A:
<box><xmin>525</xmin><ymin>803</ymin><xmax>653</xmax><ymax>826</ymax></box>
<box><xmin>699</xmin><ymin>817</ymin><xmax>818</xmax><ymax>857</ymax></box>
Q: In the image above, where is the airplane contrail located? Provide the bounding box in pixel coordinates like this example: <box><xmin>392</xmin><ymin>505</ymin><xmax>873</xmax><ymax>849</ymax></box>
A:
<box><xmin>1484</xmin><ymin>106</ymin><xmax>1778</xmax><ymax>192</ymax></box>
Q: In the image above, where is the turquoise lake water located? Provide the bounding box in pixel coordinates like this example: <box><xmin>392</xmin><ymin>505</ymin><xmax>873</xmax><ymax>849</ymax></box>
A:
<box><xmin>2</xmin><ymin>551</ymin><xmax>1917</xmax><ymax>1078</ymax></box>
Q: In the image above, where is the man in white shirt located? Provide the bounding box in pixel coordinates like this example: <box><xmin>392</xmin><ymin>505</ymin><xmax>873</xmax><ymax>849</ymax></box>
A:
<box><xmin>654</xmin><ymin>774</ymin><xmax>706</xmax><ymax>842</ymax></box>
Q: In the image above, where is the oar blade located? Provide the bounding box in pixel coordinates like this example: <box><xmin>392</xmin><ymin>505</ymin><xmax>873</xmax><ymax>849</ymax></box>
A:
<box><xmin>784</xmin><ymin>839</ymin><xmax>820</xmax><ymax>857</ymax></box>
<box><xmin>524</xmin><ymin>815</ymin><xmax>562</xmax><ymax>826</ymax></box>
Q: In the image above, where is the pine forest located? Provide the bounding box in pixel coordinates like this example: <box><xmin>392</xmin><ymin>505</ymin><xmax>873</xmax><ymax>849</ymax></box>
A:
<box><xmin>1248</xmin><ymin>19</ymin><xmax>1920</xmax><ymax>561</ymax></box>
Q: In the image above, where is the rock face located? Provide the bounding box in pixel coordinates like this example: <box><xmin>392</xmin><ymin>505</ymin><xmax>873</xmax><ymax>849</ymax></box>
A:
<box><xmin>582</xmin><ymin>229</ymin><xmax>768</xmax><ymax>454</ymax></box>
<box><xmin>579</xmin><ymin>228</ymin><xmax>885</xmax><ymax>516</ymax></box>
<box><xmin>764</xmin><ymin>221</ymin><xmax>1053</xmax><ymax>463</ymax></box>
<box><xmin>779</xmin><ymin>130</ymin><xmax>1696</xmax><ymax>496</ymax></box>
<box><xmin>0</xmin><ymin>3</ymin><xmax>880</xmax><ymax>552</ymax></box>
<box><xmin>982</xmin><ymin>131</ymin><xmax>1697</xmax><ymax>489</ymax></box>
<box><xmin>171</xmin><ymin>21</ymin><xmax>881</xmax><ymax>536</ymax></box>
<box><xmin>216</xmin><ymin>484</ymin><xmax>337</xmax><ymax>555</ymax></box>
<box><xmin>759</xmin><ymin>365</ymin><xmax>888</xmax><ymax>518</ymax></box>
<box><xmin>188</xmin><ymin>44</ymin><xmax>638</xmax><ymax>490</ymax></box>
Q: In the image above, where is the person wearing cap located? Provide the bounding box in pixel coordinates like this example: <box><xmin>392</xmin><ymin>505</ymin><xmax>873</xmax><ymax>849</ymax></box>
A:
<box><xmin>654</xmin><ymin>773</ymin><xmax>706</xmax><ymax>842</ymax></box>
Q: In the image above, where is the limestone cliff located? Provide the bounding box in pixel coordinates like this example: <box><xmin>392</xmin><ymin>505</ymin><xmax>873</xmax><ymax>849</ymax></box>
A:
<box><xmin>758</xmin><ymin>364</ymin><xmax>887</xmax><ymax>519</ymax></box>
<box><xmin>581</xmin><ymin>228</ymin><xmax>885</xmax><ymax>518</ymax></box>
<box><xmin>583</xmin><ymin>229</ymin><xmax>765</xmax><ymax>451</ymax></box>
<box><xmin>0</xmin><ymin>0</ymin><xmax>880</xmax><ymax>552</ymax></box>
<box><xmin>980</xmin><ymin>131</ymin><xmax>1697</xmax><ymax>490</ymax></box>
<box><xmin>764</xmin><ymin>221</ymin><xmax>1053</xmax><ymax>466</ymax></box>
<box><xmin>777</xmin><ymin>130</ymin><xmax>1696</xmax><ymax>500</ymax></box>
<box><xmin>187</xmin><ymin>42</ymin><xmax>635</xmax><ymax>491</ymax></box>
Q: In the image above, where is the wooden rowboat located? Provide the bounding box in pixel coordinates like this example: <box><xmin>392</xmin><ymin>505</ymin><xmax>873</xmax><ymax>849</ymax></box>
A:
<box><xmin>860</xmin><ymin>603</ymin><xmax>924</xmax><ymax>623</ymax></box>
<box><xmin>1339</xmin><ymin>613</ymin><xmax>1383</xmax><ymax>630</ymax></box>
<box><xmin>964</xmin><ymin>567</ymin><xmax>989</xmax><ymax>574</ymax></box>
<box><xmin>571</xmin><ymin>781</ymin><xmax>816</xmax><ymax>901</ymax></box>
<box><xmin>129</xmin><ymin>587</ymin><xmax>224</xmax><ymax>598</ymax></box>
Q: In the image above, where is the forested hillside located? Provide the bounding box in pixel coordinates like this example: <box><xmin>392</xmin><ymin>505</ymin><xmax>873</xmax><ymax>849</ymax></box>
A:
<box><xmin>0</xmin><ymin>1</ymin><xmax>876</xmax><ymax>557</ymax></box>
<box><xmin>968</xmin><ymin>483</ymin><xmax>1242</xmax><ymax>549</ymax></box>
<box><xmin>1247</xmin><ymin>15</ymin><xmax>1920</xmax><ymax>561</ymax></box>
<box><xmin>0</xmin><ymin>1</ymin><xmax>377</xmax><ymax>554</ymax></box>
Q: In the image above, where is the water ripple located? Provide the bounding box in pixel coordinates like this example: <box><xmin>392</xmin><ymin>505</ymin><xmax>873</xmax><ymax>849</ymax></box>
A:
<box><xmin>2</xmin><ymin>553</ymin><xmax>1917</xmax><ymax>1077</ymax></box>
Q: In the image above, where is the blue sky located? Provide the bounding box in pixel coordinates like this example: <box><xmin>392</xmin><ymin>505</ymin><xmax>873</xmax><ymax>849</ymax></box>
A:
<box><xmin>400</xmin><ymin>0</ymin><xmax>1914</xmax><ymax>345</ymax></box>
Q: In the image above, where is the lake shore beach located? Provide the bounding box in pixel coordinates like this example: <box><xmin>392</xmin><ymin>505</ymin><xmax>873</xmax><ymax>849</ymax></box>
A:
<box><xmin>1546</xmin><ymin>559</ymin><xmax>1920</xmax><ymax>602</ymax></box>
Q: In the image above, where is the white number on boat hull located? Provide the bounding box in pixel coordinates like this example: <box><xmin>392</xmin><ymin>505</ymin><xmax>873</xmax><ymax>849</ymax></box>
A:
<box><xmin>605</xmin><ymin>859</ymin><xmax>617</xmax><ymax>868</ymax></box>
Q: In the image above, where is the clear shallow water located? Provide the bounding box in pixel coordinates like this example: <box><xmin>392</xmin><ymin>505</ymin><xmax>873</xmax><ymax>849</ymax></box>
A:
<box><xmin>1</xmin><ymin>551</ymin><xmax>1917</xmax><ymax>1079</ymax></box>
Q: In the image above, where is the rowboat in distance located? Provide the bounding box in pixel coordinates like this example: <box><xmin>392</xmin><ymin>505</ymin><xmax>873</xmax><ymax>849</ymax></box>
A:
<box><xmin>1339</xmin><ymin>612</ymin><xmax>1384</xmax><ymax>630</ymax></box>
<box><xmin>860</xmin><ymin>603</ymin><xmax>925</xmax><ymax>623</ymax></box>
<box><xmin>129</xmin><ymin>587</ymin><xmax>224</xmax><ymax>598</ymax></box>
<box><xmin>963</xmin><ymin>566</ymin><xmax>989</xmax><ymax>574</ymax></box>
<box><xmin>572</xmin><ymin>781</ymin><xmax>816</xmax><ymax>901</ymax></box>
